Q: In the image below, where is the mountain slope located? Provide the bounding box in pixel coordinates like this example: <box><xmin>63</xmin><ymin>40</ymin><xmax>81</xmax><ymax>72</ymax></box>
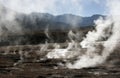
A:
<box><xmin>16</xmin><ymin>13</ymin><xmax>106</xmax><ymax>32</ymax></box>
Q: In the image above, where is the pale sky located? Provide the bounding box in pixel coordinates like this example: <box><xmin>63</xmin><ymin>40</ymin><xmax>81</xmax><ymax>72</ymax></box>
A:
<box><xmin>0</xmin><ymin>0</ymin><xmax>107</xmax><ymax>16</ymax></box>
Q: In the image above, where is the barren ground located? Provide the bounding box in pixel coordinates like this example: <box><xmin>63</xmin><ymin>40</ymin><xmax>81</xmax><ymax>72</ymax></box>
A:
<box><xmin>0</xmin><ymin>44</ymin><xmax>120</xmax><ymax>78</ymax></box>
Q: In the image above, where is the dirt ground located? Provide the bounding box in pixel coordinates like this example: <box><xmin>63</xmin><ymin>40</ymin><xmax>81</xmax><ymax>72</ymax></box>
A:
<box><xmin>0</xmin><ymin>44</ymin><xmax>120</xmax><ymax>78</ymax></box>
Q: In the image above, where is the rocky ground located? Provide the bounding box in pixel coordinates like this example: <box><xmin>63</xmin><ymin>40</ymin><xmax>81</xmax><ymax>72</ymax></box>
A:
<box><xmin>0</xmin><ymin>44</ymin><xmax>120</xmax><ymax>78</ymax></box>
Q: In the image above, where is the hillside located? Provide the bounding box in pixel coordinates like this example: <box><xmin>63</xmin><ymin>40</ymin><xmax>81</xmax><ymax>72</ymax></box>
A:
<box><xmin>16</xmin><ymin>13</ymin><xmax>105</xmax><ymax>32</ymax></box>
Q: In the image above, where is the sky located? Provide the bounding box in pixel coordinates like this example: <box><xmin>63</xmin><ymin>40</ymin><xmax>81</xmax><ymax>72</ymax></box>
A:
<box><xmin>0</xmin><ymin>0</ymin><xmax>107</xmax><ymax>16</ymax></box>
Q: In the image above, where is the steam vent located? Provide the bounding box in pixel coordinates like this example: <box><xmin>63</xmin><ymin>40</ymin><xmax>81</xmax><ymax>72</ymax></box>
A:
<box><xmin>0</xmin><ymin>0</ymin><xmax>120</xmax><ymax>78</ymax></box>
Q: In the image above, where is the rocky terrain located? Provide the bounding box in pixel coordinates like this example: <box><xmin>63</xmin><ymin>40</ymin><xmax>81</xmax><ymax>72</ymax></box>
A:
<box><xmin>0</xmin><ymin>44</ymin><xmax>120</xmax><ymax>78</ymax></box>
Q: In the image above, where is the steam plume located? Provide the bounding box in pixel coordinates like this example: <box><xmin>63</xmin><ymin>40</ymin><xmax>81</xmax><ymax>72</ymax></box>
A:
<box><xmin>47</xmin><ymin>0</ymin><xmax>120</xmax><ymax>69</ymax></box>
<box><xmin>0</xmin><ymin>2</ymin><xmax>22</xmax><ymax>37</ymax></box>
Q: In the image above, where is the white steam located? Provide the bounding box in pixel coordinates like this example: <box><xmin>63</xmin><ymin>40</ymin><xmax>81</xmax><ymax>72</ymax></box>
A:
<box><xmin>0</xmin><ymin>0</ymin><xmax>119</xmax><ymax>69</ymax></box>
<box><xmin>47</xmin><ymin>0</ymin><xmax>120</xmax><ymax>69</ymax></box>
<box><xmin>0</xmin><ymin>3</ymin><xmax>22</xmax><ymax>37</ymax></box>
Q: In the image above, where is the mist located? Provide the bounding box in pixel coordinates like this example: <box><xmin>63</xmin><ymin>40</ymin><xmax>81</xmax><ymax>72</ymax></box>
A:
<box><xmin>0</xmin><ymin>0</ymin><xmax>119</xmax><ymax>69</ymax></box>
<box><xmin>0</xmin><ymin>3</ymin><xmax>22</xmax><ymax>37</ymax></box>
<box><xmin>47</xmin><ymin>0</ymin><xmax>120</xmax><ymax>69</ymax></box>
